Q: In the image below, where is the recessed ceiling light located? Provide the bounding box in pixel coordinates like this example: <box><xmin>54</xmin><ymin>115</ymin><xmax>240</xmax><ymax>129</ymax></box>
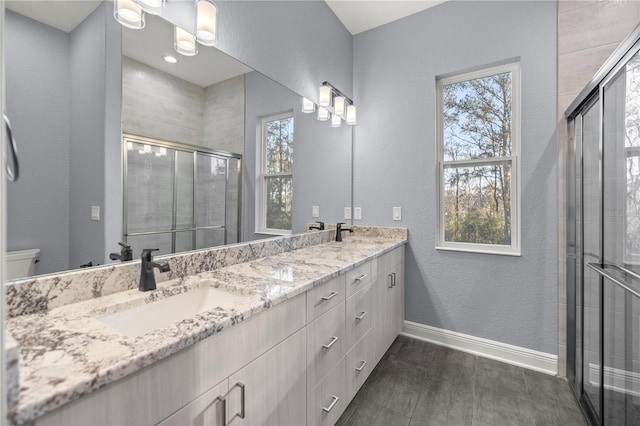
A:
<box><xmin>163</xmin><ymin>55</ymin><xmax>178</xmax><ymax>64</ymax></box>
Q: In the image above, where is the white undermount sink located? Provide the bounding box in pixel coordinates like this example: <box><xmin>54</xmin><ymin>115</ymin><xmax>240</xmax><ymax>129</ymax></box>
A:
<box><xmin>98</xmin><ymin>286</ymin><xmax>249</xmax><ymax>338</ymax></box>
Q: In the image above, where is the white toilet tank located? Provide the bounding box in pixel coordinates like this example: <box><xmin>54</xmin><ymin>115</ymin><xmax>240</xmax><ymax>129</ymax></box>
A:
<box><xmin>6</xmin><ymin>249</ymin><xmax>40</xmax><ymax>280</ymax></box>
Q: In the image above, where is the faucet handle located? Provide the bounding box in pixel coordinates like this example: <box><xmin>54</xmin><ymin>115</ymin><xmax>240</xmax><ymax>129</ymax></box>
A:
<box><xmin>141</xmin><ymin>248</ymin><xmax>159</xmax><ymax>261</ymax></box>
<box><xmin>118</xmin><ymin>242</ymin><xmax>131</xmax><ymax>249</ymax></box>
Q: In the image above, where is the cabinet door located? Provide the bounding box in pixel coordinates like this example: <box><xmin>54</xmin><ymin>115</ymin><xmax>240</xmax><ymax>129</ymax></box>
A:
<box><xmin>157</xmin><ymin>380</ymin><xmax>228</xmax><ymax>426</ymax></box>
<box><xmin>227</xmin><ymin>328</ymin><xmax>307</xmax><ymax>426</ymax></box>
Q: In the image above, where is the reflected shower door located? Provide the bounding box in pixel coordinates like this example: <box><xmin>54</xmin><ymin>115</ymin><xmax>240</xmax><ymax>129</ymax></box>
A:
<box><xmin>195</xmin><ymin>153</ymin><xmax>227</xmax><ymax>248</ymax></box>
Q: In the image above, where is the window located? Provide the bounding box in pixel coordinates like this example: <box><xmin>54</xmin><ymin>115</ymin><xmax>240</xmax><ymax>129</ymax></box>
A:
<box><xmin>259</xmin><ymin>113</ymin><xmax>294</xmax><ymax>234</ymax></box>
<box><xmin>436</xmin><ymin>62</ymin><xmax>520</xmax><ymax>255</ymax></box>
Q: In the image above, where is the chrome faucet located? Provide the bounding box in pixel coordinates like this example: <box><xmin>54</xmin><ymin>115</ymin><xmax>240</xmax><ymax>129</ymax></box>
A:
<box><xmin>110</xmin><ymin>242</ymin><xmax>133</xmax><ymax>262</ymax></box>
<box><xmin>309</xmin><ymin>221</ymin><xmax>325</xmax><ymax>231</ymax></box>
<box><xmin>139</xmin><ymin>248</ymin><xmax>170</xmax><ymax>292</ymax></box>
<box><xmin>336</xmin><ymin>222</ymin><xmax>354</xmax><ymax>242</ymax></box>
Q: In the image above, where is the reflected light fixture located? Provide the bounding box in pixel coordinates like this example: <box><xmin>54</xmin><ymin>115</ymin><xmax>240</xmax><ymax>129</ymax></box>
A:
<box><xmin>346</xmin><ymin>105</ymin><xmax>357</xmax><ymax>125</ymax></box>
<box><xmin>175</xmin><ymin>26</ymin><xmax>198</xmax><ymax>56</ymax></box>
<box><xmin>334</xmin><ymin>96</ymin><xmax>345</xmax><ymax>116</ymax></box>
<box><xmin>318</xmin><ymin>85</ymin><xmax>332</xmax><ymax>107</ymax></box>
<box><xmin>317</xmin><ymin>107</ymin><xmax>330</xmax><ymax>121</ymax></box>
<box><xmin>163</xmin><ymin>55</ymin><xmax>178</xmax><ymax>64</ymax></box>
<box><xmin>302</xmin><ymin>97</ymin><xmax>316</xmax><ymax>113</ymax></box>
<box><xmin>331</xmin><ymin>114</ymin><xmax>341</xmax><ymax>128</ymax></box>
<box><xmin>196</xmin><ymin>0</ymin><xmax>218</xmax><ymax>46</ymax></box>
<box><xmin>114</xmin><ymin>0</ymin><xmax>145</xmax><ymax>29</ymax></box>
<box><xmin>134</xmin><ymin>0</ymin><xmax>165</xmax><ymax>15</ymax></box>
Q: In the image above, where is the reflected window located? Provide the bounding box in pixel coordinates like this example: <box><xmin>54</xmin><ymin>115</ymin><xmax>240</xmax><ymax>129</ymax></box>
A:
<box><xmin>436</xmin><ymin>62</ymin><xmax>521</xmax><ymax>255</ymax></box>
<box><xmin>624</xmin><ymin>56</ymin><xmax>640</xmax><ymax>264</ymax></box>
<box><xmin>259</xmin><ymin>113</ymin><xmax>294</xmax><ymax>234</ymax></box>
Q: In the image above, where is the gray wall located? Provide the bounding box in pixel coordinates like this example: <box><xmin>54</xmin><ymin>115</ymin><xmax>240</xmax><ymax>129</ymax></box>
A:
<box><xmin>68</xmin><ymin>2</ymin><xmax>121</xmax><ymax>270</ymax></box>
<box><xmin>353</xmin><ymin>1</ymin><xmax>558</xmax><ymax>353</ymax></box>
<box><xmin>243</xmin><ymin>71</ymin><xmax>351</xmax><ymax>241</ymax></box>
<box><xmin>204</xmin><ymin>75</ymin><xmax>245</xmax><ymax>154</ymax></box>
<box><xmin>5</xmin><ymin>11</ymin><xmax>71</xmax><ymax>275</ymax></box>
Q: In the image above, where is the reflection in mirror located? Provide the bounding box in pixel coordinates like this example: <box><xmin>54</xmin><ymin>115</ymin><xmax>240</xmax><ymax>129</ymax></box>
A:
<box><xmin>4</xmin><ymin>1</ymin><xmax>352</xmax><ymax>281</ymax></box>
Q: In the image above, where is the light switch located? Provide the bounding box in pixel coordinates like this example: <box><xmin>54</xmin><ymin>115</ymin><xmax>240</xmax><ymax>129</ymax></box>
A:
<box><xmin>393</xmin><ymin>207</ymin><xmax>402</xmax><ymax>221</ymax></box>
<box><xmin>354</xmin><ymin>207</ymin><xmax>362</xmax><ymax>220</ymax></box>
<box><xmin>344</xmin><ymin>207</ymin><xmax>352</xmax><ymax>220</ymax></box>
<box><xmin>312</xmin><ymin>206</ymin><xmax>319</xmax><ymax>218</ymax></box>
<box><xmin>91</xmin><ymin>205</ymin><xmax>100</xmax><ymax>221</ymax></box>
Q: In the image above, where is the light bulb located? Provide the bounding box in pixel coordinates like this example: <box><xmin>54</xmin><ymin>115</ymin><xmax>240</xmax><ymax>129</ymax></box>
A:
<box><xmin>334</xmin><ymin>96</ymin><xmax>345</xmax><ymax>116</ymax></box>
<box><xmin>331</xmin><ymin>114</ymin><xmax>341</xmax><ymax>128</ymax></box>
<box><xmin>346</xmin><ymin>105</ymin><xmax>357</xmax><ymax>125</ymax></box>
<box><xmin>175</xmin><ymin>26</ymin><xmax>198</xmax><ymax>56</ymax></box>
<box><xmin>302</xmin><ymin>97</ymin><xmax>316</xmax><ymax>113</ymax></box>
<box><xmin>317</xmin><ymin>107</ymin><xmax>329</xmax><ymax>121</ymax></box>
<box><xmin>319</xmin><ymin>85</ymin><xmax>331</xmax><ymax>108</ymax></box>
<box><xmin>196</xmin><ymin>0</ymin><xmax>217</xmax><ymax>46</ymax></box>
<box><xmin>114</xmin><ymin>0</ymin><xmax>145</xmax><ymax>29</ymax></box>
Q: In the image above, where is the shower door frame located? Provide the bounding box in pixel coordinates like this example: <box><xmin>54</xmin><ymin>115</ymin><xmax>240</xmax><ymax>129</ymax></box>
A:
<box><xmin>121</xmin><ymin>133</ymin><xmax>243</xmax><ymax>253</ymax></box>
<box><xmin>566</xmin><ymin>23</ymin><xmax>640</xmax><ymax>426</ymax></box>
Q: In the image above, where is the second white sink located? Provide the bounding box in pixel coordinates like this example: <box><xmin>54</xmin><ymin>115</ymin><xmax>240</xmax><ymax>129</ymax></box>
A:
<box><xmin>98</xmin><ymin>286</ymin><xmax>249</xmax><ymax>338</ymax></box>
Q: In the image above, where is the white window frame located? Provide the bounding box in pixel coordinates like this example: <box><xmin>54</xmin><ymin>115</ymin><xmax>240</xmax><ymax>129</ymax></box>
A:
<box><xmin>436</xmin><ymin>62</ymin><xmax>521</xmax><ymax>256</ymax></box>
<box><xmin>257</xmin><ymin>112</ymin><xmax>293</xmax><ymax>235</ymax></box>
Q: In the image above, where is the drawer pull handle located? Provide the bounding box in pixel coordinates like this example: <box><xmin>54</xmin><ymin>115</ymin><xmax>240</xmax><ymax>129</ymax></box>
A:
<box><xmin>355</xmin><ymin>274</ymin><xmax>367</xmax><ymax>281</ymax></box>
<box><xmin>355</xmin><ymin>360</ymin><xmax>368</xmax><ymax>372</ymax></box>
<box><xmin>355</xmin><ymin>311</ymin><xmax>368</xmax><ymax>321</ymax></box>
<box><xmin>322</xmin><ymin>291</ymin><xmax>339</xmax><ymax>301</ymax></box>
<box><xmin>233</xmin><ymin>382</ymin><xmax>246</xmax><ymax>419</ymax></box>
<box><xmin>392</xmin><ymin>272</ymin><xmax>397</xmax><ymax>287</ymax></box>
<box><xmin>322</xmin><ymin>336</ymin><xmax>339</xmax><ymax>349</ymax></box>
<box><xmin>388</xmin><ymin>273</ymin><xmax>393</xmax><ymax>288</ymax></box>
<box><xmin>322</xmin><ymin>395</ymin><xmax>340</xmax><ymax>413</ymax></box>
<box><xmin>214</xmin><ymin>395</ymin><xmax>226</xmax><ymax>425</ymax></box>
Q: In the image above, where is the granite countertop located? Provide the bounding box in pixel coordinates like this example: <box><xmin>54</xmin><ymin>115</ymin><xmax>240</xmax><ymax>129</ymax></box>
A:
<box><xmin>6</xmin><ymin>234</ymin><xmax>406</xmax><ymax>425</ymax></box>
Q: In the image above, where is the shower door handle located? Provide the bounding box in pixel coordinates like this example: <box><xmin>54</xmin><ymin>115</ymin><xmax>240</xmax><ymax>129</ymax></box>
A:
<box><xmin>587</xmin><ymin>262</ymin><xmax>640</xmax><ymax>299</ymax></box>
<box><xmin>3</xmin><ymin>113</ymin><xmax>19</xmax><ymax>182</ymax></box>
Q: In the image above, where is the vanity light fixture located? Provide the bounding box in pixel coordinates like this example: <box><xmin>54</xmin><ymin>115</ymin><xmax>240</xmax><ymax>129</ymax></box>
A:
<box><xmin>174</xmin><ymin>26</ymin><xmax>198</xmax><ymax>56</ymax></box>
<box><xmin>196</xmin><ymin>0</ymin><xmax>217</xmax><ymax>46</ymax></box>
<box><xmin>317</xmin><ymin>81</ymin><xmax>357</xmax><ymax>126</ymax></box>
<box><xmin>302</xmin><ymin>97</ymin><xmax>316</xmax><ymax>113</ymax></box>
<box><xmin>163</xmin><ymin>55</ymin><xmax>178</xmax><ymax>64</ymax></box>
<box><xmin>114</xmin><ymin>0</ymin><xmax>145</xmax><ymax>29</ymax></box>
<box><xmin>134</xmin><ymin>0</ymin><xmax>165</xmax><ymax>15</ymax></box>
<box><xmin>317</xmin><ymin>107</ymin><xmax>330</xmax><ymax>121</ymax></box>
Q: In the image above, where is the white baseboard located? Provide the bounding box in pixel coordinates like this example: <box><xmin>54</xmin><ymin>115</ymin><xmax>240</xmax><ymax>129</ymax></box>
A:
<box><xmin>588</xmin><ymin>362</ymin><xmax>640</xmax><ymax>397</ymax></box>
<box><xmin>401</xmin><ymin>320</ymin><xmax>558</xmax><ymax>376</ymax></box>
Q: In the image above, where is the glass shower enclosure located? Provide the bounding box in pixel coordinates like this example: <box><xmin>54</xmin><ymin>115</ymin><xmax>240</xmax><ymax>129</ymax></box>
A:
<box><xmin>567</xmin><ymin>25</ymin><xmax>640</xmax><ymax>426</ymax></box>
<box><xmin>122</xmin><ymin>134</ymin><xmax>242</xmax><ymax>257</ymax></box>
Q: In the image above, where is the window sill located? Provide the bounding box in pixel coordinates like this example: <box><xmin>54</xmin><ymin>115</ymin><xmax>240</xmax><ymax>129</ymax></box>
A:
<box><xmin>436</xmin><ymin>245</ymin><xmax>521</xmax><ymax>257</ymax></box>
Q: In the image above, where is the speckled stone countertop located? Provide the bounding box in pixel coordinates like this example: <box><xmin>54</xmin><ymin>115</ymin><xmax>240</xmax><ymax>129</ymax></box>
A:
<box><xmin>6</xmin><ymin>229</ymin><xmax>407</xmax><ymax>425</ymax></box>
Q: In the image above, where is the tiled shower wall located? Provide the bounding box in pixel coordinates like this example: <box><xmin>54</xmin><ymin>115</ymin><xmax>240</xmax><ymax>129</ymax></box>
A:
<box><xmin>557</xmin><ymin>0</ymin><xmax>640</xmax><ymax>377</ymax></box>
<box><xmin>122</xmin><ymin>57</ymin><xmax>245</xmax><ymax>154</ymax></box>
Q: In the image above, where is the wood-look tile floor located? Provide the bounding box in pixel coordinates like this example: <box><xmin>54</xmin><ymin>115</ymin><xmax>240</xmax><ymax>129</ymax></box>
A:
<box><xmin>337</xmin><ymin>335</ymin><xmax>587</xmax><ymax>426</ymax></box>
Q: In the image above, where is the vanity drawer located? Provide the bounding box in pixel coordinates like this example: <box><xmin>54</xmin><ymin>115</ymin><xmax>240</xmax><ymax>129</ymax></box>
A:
<box><xmin>378</xmin><ymin>246</ymin><xmax>404</xmax><ymax>274</ymax></box>
<box><xmin>307</xmin><ymin>356</ymin><xmax>347</xmax><ymax>426</ymax></box>
<box><xmin>307</xmin><ymin>301</ymin><xmax>346</xmax><ymax>391</ymax></box>
<box><xmin>157</xmin><ymin>379</ymin><xmax>228</xmax><ymax>426</ymax></box>
<box><xmin>345</xmin><ymin>330</ymin><xmax>374</xmax><ymax>402</ymax></box>
<box><xmin>345</xmin><ymin>284</ymin><xmax>372</xmax><ymax>350</ymax></box>
<box><xmin>345</xmin><ymin>261</ymin><xmax>372</xmax><ymax>297</ymax></box>
<box><xmin>306</xmin><ymin>274</ymin><xmax>345</xmax><ymax>323</ymax></box>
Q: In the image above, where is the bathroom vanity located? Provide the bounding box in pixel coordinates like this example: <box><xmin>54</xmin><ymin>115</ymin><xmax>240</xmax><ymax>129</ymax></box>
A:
<box><xmin>5</xmin><ymin>227</ymin><xmax>406</xmax><ymax>425</ymax></box>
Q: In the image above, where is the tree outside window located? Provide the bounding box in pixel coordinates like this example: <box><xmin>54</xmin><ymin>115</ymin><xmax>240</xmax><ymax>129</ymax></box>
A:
<box><xmin>261</xmin><ymin>113</ymin><xmax>293</xmax><ymax>233</ymax></box>
<box><xmin>437</xmin><ymin>63</ymin><xmax>520</xmax><ymax>254</ymax></box>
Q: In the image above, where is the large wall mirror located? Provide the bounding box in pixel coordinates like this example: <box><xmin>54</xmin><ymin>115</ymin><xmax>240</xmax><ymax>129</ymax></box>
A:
<box><xmin>4</xmin><ymin>1</ymin><xmax>352</xmax><ymax>280</ymax></box>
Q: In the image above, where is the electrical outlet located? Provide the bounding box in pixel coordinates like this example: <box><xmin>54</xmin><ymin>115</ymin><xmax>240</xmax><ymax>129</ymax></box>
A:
<box><xmin>91</xmin><ymin>206</ymin><xmax>100</xmax><ymax>221</ymax></box>
<box><xmin>393</xmin><ymin>207</ymin><xmax>402</xmax><ymax>221</ymax></box>
<box><xmin>344</xmin><ymin>207</ymin><xmax>352</xmax><ymax>220</ymax></box>
<box><xmin>312</xmin><ymin>206</ymin><xmax>319</xmax><ymax>218</ymax></box>
<box><xmin>354</xmin><ymin>207</ymin><xmax>362</xmax><ymax>220</ymax></box>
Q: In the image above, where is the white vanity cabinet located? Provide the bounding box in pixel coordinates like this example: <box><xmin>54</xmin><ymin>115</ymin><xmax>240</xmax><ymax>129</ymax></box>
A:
<box><xmin>30</xmin><ymin>245</ymin><xmax>405</xmax><ymax>426</ymax></box>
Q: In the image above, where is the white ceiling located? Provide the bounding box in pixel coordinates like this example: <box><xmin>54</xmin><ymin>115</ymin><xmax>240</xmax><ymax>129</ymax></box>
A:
<box><xmin>325</xmin><ymin>0</ymin><xmax>446</xmax><ymax>35</ymax></box>
<box><xmin>5</xmin><ymin>0</ymin><xmax>101</xmax><ymax>33</ymax></box>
